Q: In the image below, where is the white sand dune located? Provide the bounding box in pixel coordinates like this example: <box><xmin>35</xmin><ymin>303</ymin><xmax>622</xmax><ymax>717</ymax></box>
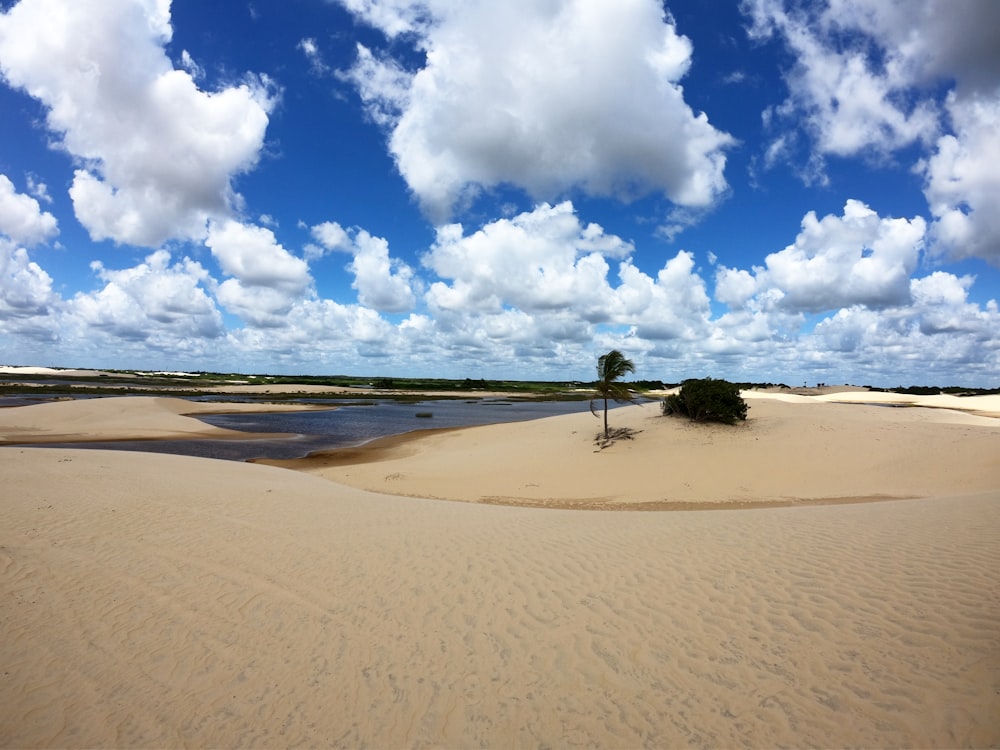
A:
<box><xmin>0</xmin><ymin>365</ymin><xmax>115</xmax><ymax>377</ymax></box>
<box><xmin>290</xmin><ymin>396</ymin><xmax>1000</xmax><ymax>508</ymax></box>
<box><xmin>0</xmin><ymin>395</ymin><xmax>327</xmax><ymax>443</ymax></box>
<box><xmin>1</xmin><ymin>395</ymin><xmax>999</xmax><ymax>747</ymax></box>
<box><xmin>808</xmin><ymin>389</ymin><xmax>1000</xmax><ymax>416</ymax></box>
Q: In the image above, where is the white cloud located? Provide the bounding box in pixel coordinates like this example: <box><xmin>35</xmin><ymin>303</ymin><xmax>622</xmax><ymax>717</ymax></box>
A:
<box><xmin>910</xmin><ymin>271</ymin><xmax>995</xmax><ymax>336</ymax></box>
<box><xmin>717</xmin><ymin>200</ymin><xmax>925</xmax><ymax>314</ymax></box>
<box><xmin>336</xmin><ymin>0</ymin><xmax>430</xmax><ymax>39</ymax></box>
<box><xmin>421</xmin><ymin>201</ymin><xmax>714</xmax><ymax>365</ymax></box>
<box><xmin>214</xmin><ymin>281</ymin><xmax>301</xmax><ymax>328</ymax></box>
<box><xmin>226</xmin><ymin>297</ymin><xmax>401</xmax><ymax>362</ymax></box>
<box><xmin>920</xmin><ymin>91</ymin><xmax>1000</xmax><ymax>265</ymax></box>
<box><xmin>744</xmin><ymin>0</ymin><xmax>1000</xmax><ymax>267</ymax></box>
<box><xmin>744</xmin><ymin>0</ymin><xmax>940</xmax><ymax>159</ymax></box>
<box><xmin>310</xmin><ymin>221</ymin><xmax>417</xmax><ymax>311</ymax></box>
<box><xmin>810</xmin><ymin>269</ymin><xmax>1000</xmax><ymax>383</ymax></box>
<box><xmin>346</xmin><ymin>231</ymin><xmax>416</xmax><ymax>312</ymax></box>
<box><xmin>2</xmin><ymin>190</ymin><xmax>997</xmax><ymax>383</ymax></box>
<box><xmin>0</xmin><ymin>174</ymin><xmax>58</xmax><ymax>246</ymax></box>
<box><xmin>0</xmin><ymin>239</ymin><xmax>59</xmax><ymax>324</ymax></box>
<box><xmin>179</xmin><ymin>49</ymin><xmax>204</xmax><ymax>80</ymax></box>
<box><xmin>70</xmin><ymin>249</ymin><xmax>223</xmax><ymax>341</ymax></box>
<box><xmin>343</xmin><ymin>44</ymin><xmax>411</xmax><ymax>129</ymax></box>
<box><xmin>206</xmin><ymin>220</ymin><xmax>311</xmax><ymax>293</ymax></box>
<box><xmin>0</xmin><ymin>0</ymin><xmax>277</xmax><ymax>247</ymax></box>
<box><xmin>205</xmin><ymin>219</ymin><xmax>314</xmax><ymax>325</ymax></box>
<box><xmin>343</xmin><ymin>0</ymin><xmax>734</xmax><ymax>220</ymax></box>
<box><xmin>25</xmin><ymin>175</ymin><xmax>51</xmax><ymax>204</ymax></box>
<box><xmin>299</xmin><ymin>37</ymin><xmax>331</xmax><ymax>76</ymax></box>
<box><xmin>310</xmin><ymin>221</ymin><xmax>352</xmax><ymax>253</ymax></box>
<box><xmin>822</xmin><ymin>0</ymin><xmax>1000</xmax><ymax>94</ymax></box>
<box><xmin>424</xmin><ymin>202</ymin><xmax>627</xmax><ymax>320</ymax></box>
<box><xmin>617</xmin><ymin>253</ymin><xmax>712</xmax><ymax>341</ymax></box>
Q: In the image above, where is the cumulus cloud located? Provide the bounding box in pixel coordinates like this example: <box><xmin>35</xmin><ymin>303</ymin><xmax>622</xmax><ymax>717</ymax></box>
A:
<box><xmin>205</xmin><ymin>220</ymin><xmax>313</xmax><ymax>325</ymax></box>
<box><xmin>821</xmin><ymin>0</ymin><xmax>1000</xmax><ymax>95</ymax></box>
<box><xmin>811</xmin><ymin>270</ymin><xmax>1000</xmax><ymax>382</ymax></box>
<box><xmin>343</xmin><ymin>0</ymin><xmax>734</xmax><ymax>220</ymax></box>
<box><xmin>0</xmin><ymin>174</ymin><xmax>58</xmax><ymax>246</ymax></box>
<box><xmin>424</xmin><ymin>202</ymin><xmax>628</xmax><ymax>320</ymax></box>
<box><xmin>309</xmin><ymin>221</ymin><xmax>352</xmax><ymax>254</ymax></box>
<box><xmin>0</xmin><ymin>177</ymin><xmax>61</xmax><ymax>337</ymax></box>
<box><xmin>920</xmin><ymin>92</ymin><xmax>1000</xmax><ymax>265</ymax></box>
<box><xmin>620</xmin><ymin>252</ymin><xmax>712</xmax><ymax>341</ymax></box>
<box><xmin>0</xmin><ymin>240</ymin><xmax>59</xmax><ymax>325</ymax></box>
<box><xmin>744</xmin><ymin>0</ymin><xmax>941</xmax><ymax>159</ymax></box>
<box><xmin>206</xmin><ymin>220</ymin><xmax>311</xmax><ymax>293</ymax></box>
<box><xmin>0</xmin><ymin>0</ymin><xmax>276</xmax><ymax>247</ymax></box>
<box><xmin>72</xmin><ymin>250</ymin><xmax>224</xmax><ymax>340</ymax></box>
<box><xmin>25</xmin><ymin>175</ymin><xmax>51</xmax><ymax>204</ymax></box>
<box><xmin>744</xmin><ymin>0</ymin><xmax>1000</xmax><ymax>267</ymax></box>
<box><xmin>910</xmin><ymin>271</ymin><xmax>997</xmax><ymax>336</ymax></box>
<box><xmin>337</xmin><ymin>0</ymin><xmax>430</xmax><ymax>39</ymax></box>
<box><xmin>717</xmin><ymin>200</ymin><xmax>925</xmax><ymax>314</ymax></box>
<box><xmin>310</xmin><ymin>221</ymin><xmax>417</xmax><ymax>312</ymax></box>
<box><xmin>226</xmin><ymin>297</ymin><xmax>402</xmax><ymax>364</ymax></box>
<box><xmin>421</xmin><ymin>201</ymin><xmax>714</xmax><ymax>362</ymax></box>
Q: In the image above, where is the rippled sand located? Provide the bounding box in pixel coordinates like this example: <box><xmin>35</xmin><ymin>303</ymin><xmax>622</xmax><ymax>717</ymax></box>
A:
<box><xmin>1</xmin><ymin>394</ymin><xmax>999</xmax><ymax>747</ymax></box>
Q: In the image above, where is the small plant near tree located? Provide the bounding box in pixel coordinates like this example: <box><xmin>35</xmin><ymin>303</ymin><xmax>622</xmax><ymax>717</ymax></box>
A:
<box><xmin>662</xmin><ymin>378</ymin><xmax>748</xmax><ymax>425</ymax></box>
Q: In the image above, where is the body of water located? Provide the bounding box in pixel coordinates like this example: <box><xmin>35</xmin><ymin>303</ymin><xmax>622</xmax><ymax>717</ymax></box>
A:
<box><xmin>29</xmin><ymin>397</ymin><xmax>608</xmax><ymax>462</ymax></box>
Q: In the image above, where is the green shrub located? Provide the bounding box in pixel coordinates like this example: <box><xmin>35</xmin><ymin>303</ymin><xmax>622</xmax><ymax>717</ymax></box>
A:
<box><xmin>661</xmin><ymin>378</ymin><xmax>748</xmax><ymax>424</ymax></box>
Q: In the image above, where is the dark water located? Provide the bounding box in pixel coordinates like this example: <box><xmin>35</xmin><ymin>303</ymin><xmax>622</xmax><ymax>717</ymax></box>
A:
<box><xmin>27</xmin><ymin>398</ymin><xmax>604</xmax><ymax>462</ymax></box>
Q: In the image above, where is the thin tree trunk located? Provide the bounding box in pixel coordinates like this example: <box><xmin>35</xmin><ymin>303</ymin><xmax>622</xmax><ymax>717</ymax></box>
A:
<box><xmin>603</xmin><ymin>395</ymin><xmax>609</xmax><ymax>438</ymax></box>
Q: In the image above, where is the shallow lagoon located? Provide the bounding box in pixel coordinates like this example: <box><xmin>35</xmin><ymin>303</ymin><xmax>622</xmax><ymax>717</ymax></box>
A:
<box><xmin>33</xmin><ymin>397</ymin><xmax>605</xmax><ymax>461</ymax></box>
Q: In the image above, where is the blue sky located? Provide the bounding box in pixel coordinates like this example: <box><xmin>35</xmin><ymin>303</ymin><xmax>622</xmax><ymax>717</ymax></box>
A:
<box><xmin>1</xmin><ymin>0</ymin><xmax>998</xmax><ymax>385</ymax></box>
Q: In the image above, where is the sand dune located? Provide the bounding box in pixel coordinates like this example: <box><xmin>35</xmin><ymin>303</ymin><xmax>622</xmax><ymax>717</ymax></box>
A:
<box><xmin>810</xmin><ymin>389</ymin><xmax>1000</xmax><ymax>417</ymax></box>
<box><xmin>282</xmin><ymin>395</ymin><xmax>1000</xmax><ymax>508</ymax></box>
<box><xmin>0</xmin><ymin>395</ymin><xmax>326</xmax><ymax>443</ymax></box>
<box><xmin>1</xmin><ymin>395</ymin><xmax>999</xmax><ymax>747</ymax></box>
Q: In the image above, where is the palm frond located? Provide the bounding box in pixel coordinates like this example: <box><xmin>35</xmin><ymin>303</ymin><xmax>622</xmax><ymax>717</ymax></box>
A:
<box><xmin>591</xmin><ymin>350</ymin><xmax>637</xmax><ymax>435</ymax></box>
<box><xmin>597</xmin><ymin>350</ymin><xmax>635</xmax><ymax>382</ymax></box>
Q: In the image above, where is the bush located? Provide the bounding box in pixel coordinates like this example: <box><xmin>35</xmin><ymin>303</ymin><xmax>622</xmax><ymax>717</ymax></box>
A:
<box><xmin>661</xmin><ymin>378</ymin><xmax>748</xmax><ymax>424</ymax></box>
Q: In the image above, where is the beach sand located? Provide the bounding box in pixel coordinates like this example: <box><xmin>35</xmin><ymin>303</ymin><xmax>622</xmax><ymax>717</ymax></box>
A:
<box><xmin>274</xmin><ymin>393</ymin><xmax>1000</xmax><ymax>509</ymax></box>
<box><xmin>0</xmin><ymin>395</ymin><xmax>331</xmax><ymax>444</ymax></box>
<box><xmin>2</xmin><ymin>394</ymin><xmax>999</xmax><ymax>747</ymax></box>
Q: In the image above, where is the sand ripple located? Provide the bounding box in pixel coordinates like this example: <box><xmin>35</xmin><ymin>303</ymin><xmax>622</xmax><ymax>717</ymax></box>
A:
<box><xmin>2</xmin><ymin>448</ymin><xmax>999</xmax><ymax>747</ymax></box>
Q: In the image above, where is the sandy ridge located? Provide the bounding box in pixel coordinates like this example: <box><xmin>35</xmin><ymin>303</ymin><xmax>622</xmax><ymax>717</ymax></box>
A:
<box><xmin>280</xmin><ymin>396</ymin><xmax>1000</xmax><ymax>509</ymax></box>
<box><xmin>0</xmin><ymin>395</ymin><xmax>327</xmax><ymax>443</ymax></box>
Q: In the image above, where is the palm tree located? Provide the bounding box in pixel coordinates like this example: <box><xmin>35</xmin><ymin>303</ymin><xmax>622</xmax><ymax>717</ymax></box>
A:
<box><xmin>590</xmin><ymin>349</ymin><xmax>636</xmax><ymax>439</ymax></box>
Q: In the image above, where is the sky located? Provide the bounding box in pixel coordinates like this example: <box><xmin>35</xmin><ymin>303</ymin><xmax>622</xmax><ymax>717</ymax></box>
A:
<box><xmin>0</xmin><ymin>0</ymin><xmax>998</xmax><ymax>385</ymax></box>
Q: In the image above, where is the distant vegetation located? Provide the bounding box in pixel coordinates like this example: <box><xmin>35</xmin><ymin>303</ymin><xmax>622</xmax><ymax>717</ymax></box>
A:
<box><xmin>661</xmin><ymin>378</ymin><xmax>748</xmax><ymax>425</ymax></box>
<box><xmin>867</xmin><ymin>385</ymin><xmax>1000</xmax><ymax>396</ymax></box>
<box><xmin>0</xmin><ymin>367</ymin><xmax>996</xmax><ymax>404</ymax></box>
<box><xmin>0</xmin><ymin>370</ymin><xmax>592</xmax><ymax>402</ymax></box>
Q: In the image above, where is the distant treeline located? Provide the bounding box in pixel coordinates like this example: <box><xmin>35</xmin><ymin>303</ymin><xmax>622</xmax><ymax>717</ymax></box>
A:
<box><xmin>867</xmin><ymin>385</ymin><xmax>1000</xmax><ymax>396</ymax></box>
<box><xmin>1</xmin><ymin>369</ymin><xmax>996</xmax><ymax>398</ymax></box>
